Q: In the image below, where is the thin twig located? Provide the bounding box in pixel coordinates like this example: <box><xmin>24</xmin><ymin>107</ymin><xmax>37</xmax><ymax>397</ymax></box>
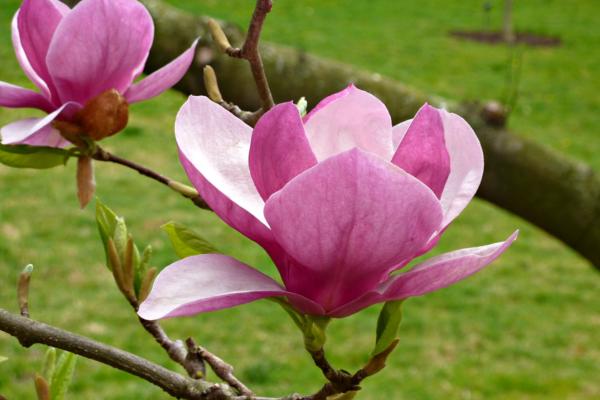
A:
<box><xmin>90</xmin><ymin>146</ymin><xmax>209</xmax><ymax>209</ymax></box>
<box><xmin>211</xmin><ymin>0</ymin><xmax>275</xmax><ymax>113</ymax></box>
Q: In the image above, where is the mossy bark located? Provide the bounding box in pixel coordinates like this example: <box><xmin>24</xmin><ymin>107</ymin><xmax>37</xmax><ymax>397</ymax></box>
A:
<box><xmin>62</xmin><ymin>0</ymin><xmax>600</xmax><ymax>269</ymax></box>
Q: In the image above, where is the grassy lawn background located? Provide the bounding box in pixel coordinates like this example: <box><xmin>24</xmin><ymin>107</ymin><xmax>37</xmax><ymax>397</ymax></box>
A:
<box><xmin>1</xmin><ymin>0</ymin><xmax>599</xmax><ymax>399</ymax></box>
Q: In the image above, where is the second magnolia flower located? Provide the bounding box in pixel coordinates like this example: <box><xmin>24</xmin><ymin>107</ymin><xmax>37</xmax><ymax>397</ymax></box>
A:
<box><xmin>139</xmin><ymin>85</ymin><xmax>517</xmax><ymax>320</ymax></box>
<box><xmin>0</xmin><ymin>0</ymin><xmax>197</xmax><ymax>146</ymax></box>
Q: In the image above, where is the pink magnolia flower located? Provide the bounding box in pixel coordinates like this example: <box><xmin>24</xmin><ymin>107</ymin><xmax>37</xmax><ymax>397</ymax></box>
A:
<box><xmin>138</xmin><ymin>86</ymin><xmax>517</xmax><ymax>320</ymax></box>
<box><xmin>0</xmin><ymin>0</ymin><xmax>197</xmax><ymax>147</ymax></box>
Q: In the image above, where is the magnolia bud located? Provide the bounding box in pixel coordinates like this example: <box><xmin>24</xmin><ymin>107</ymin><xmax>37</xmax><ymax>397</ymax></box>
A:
<box><xmin>208</xmin><ymin>19</ymin><xmax>232</xmax><ymax>53</ymax></box>
<box><xmin>34</xmin><ymin>374</ymin><xmax>50</xmax><ymax>400</ymax></box>
<box><xmin>78</xmin><ymin>89</ymin><xmax>129</xmax><ymax>141</ymax></box>
<box><xmin>203</xmin><ymin>66</ymin><xmax>224</xmax><ymax>103</ymax></box>
<box><xmin>76</xmin><ymin>156</ymin><xmax>96</xmax><ymax>208</ymax></box>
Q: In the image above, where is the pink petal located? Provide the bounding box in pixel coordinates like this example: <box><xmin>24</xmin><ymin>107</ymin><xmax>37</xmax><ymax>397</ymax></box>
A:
<box><xmin>137</xmin><ymin>254</ymin><xmax>324</xmax><ymax>320</ymax></box>
<box><xmin>180</xmin><ymin>153</ymin><xmax>293</xmax><ymax>283</ymax></box>
<box><xmin>438</xmin><ymin>110</ymin><xmax>484</xmax><ymax>228</ymax></box>
<box><xmin>11</xmin><ymin>12</ymin><xmax>46</xmax><ymax>100</ymax></box>
<box><xmin>264</xmin><ymin>149</ymin><xmax>443</xmax><ymax>311</ymax></box>
<box><xmin>19</xmin><ymin>124</ymin><xmax>69</xmax><ymax>148</ymax></box>
<box><xmin>46</xmin><ymin>0</ymin><xmax>154</xmax><ymax>104</ymax></box>
<box><xmin>303</xmin><ymin>84</ymin><xmax>353</xmax><ymax>123</ymax></box>
<box><xmin>125</xmin><ymin>39</ymin><xmax>198</xmax><ymax>104</ymax></box>
<box><xmin>392</xmin><ymin>104</ymin><xmax>450</xmax><ymax>198</ymax></box>
<box><xmin>391</xmin><ymin>119</ymin><xmax>411</xmax><ymax>149</ymax></box>
<box><xmin>179</xmin><ymin>151</ymin><xmax>274</xmax><ymax>246</ymax></box>
<box><xmin>176</xmin><ymin>96</ymin><xmax>266</xmax><ymax>225</ymax></box>
<box><xmin>392</xmin><ymin>109</ymin><xmax>484</xmax><ymax>230</ymax></box>
<box><xmin>0</xmin><ymin>102</ymin><xmax>79</xmax><ymax>146</ymax></box>
<box><xmin>0</xmin><ymin>81</ymin><xmax>54</xmax><ymax>112</ymax></box>
<box><xmin>330</xmin><ymin>231</ymin><xmax>518</xmax><ymax>317</ymax></box>
<box><xmin>303</xmin><ymin>85</ymin><xmax>394</xmax><ymax>161</ymax></box>
<box><xmin>249</xmin><ymin>102</ymin><xmax>317</xmax><ymax>201</ymax></box>
<box><xmin>14</xmin><ymin>0</ymin><xmax>69</xmax><ymax>103</ymax></box>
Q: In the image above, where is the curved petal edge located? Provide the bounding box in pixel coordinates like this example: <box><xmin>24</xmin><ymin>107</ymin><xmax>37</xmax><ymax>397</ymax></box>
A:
<box><xmin>125</xmin><ymin>39</ymin><xmax>198</xmax><ymax>104</ymax></box>
<box><xmin>329</xmin><ymin>230</ymin><xmax>518</xmax><ymax>317</ymax></box>
<box><xmin>138</xmin><ymin>254</ymin><xmax>324</xmax><ymax>320</ymax></box>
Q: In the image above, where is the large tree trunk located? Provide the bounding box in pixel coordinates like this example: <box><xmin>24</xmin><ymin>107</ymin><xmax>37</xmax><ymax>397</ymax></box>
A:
<box><xmin>63</xmin><ymin>0</ymin><xmax>600</xmax><ymax>269</ymax></box>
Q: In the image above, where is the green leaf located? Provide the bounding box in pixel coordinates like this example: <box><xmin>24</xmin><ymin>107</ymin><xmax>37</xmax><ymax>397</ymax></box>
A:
<box><xmin>161</xmin><ymin>221</ymin><xmax>218</xmax><ymax>258</ymax></box>
<box><xmin>134</xmin><ymin>245</ymin><xmax>152</xmax><ymax>296</ymax></box>
<box><xmin>42</xmin><ymin>348</ymin><xmax>57</xmax><ymax>381</ymax></box>
<box><xmin>50</xmin><ymin>352</ymin><xmax>77</xmax><ymax>400</ymax></box>
<box><xmin>372</xmin><ymin>300</ymin><xmax>403</xmax><ymax>356</ymax></box>
<box><xmin>0</xmin><ymin>356</ymin><xmax>8</xmax><ymax>363</ymax></box>
<box><xmin>0</xmin><ymin>143</ymin><xmax>71</xmax><ymax>169</ymax></box>
<box><xmin>113</xmin><ymin>217</ymin><xmax>128</xmax><ymax>258</ymax></box>
<box><xmin>95</xmin><ymin>200</ymin><xmax>128</xmax><ymax>270</ymax></box>
<box><xmin>96</xmin><ymin>200</ymin><xmax>119</xmax><ymax>249</ymax></box>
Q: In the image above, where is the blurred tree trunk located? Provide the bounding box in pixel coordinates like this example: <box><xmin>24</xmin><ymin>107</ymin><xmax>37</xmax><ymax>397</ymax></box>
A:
<box><xmin>62</xmin><ymin>0</ymin><xmax>600</xmax><ymax>269</ymax></box>
<box><xmin>503</xmin><ymin>0</ymin><xmax>515</xmax><ymax>43</ymax></box>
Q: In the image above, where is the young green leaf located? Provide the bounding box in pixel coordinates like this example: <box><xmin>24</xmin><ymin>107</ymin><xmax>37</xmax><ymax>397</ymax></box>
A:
<box><xmin>50</xmin><ymin>352</ymin><xmax>77</xmax><ymax>400</ymax></box>
<box><xmin>0</xmin><ymin>143</ymin><xmax>72</xmax><ymax>169</ymax></box>
<box><xmin>42</xmin><ymin>348</ymin><xmax>57</xmax><ymax>381</ymax></box>
<box><xmin>134</xmin><ymin>245</ymin><xmax>152</xmax><ymax>295</ymax></box>
<box><xmin>161</xmin><ymin>221</ymin><xmax>218</xmax><ymax>258</ymax></box>
<box><xmin>95</xmin><ymin>200</ymin><xmax>130</xmax><ymax>269</ymax></box>
<box><xmin>95</xmin><ymin>200</ymin><xmax>119</xmax><ymax>266</ymax></box>
<box><xmin>372</xmin><ymin>300</ymin><xmax>403</xmax><ymax>356</ymax></box>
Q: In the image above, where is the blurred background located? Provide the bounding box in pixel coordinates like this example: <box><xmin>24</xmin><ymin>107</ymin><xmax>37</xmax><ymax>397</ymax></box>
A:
<box><xmin>1</xmin><ymin>0</ymin><xmax>599</xmax><ymax>398</ymax></box>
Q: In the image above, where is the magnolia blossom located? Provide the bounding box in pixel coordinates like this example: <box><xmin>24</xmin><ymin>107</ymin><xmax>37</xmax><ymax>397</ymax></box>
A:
<box><xmin>139</xmin><ymin>86</ymin><xmax>517</xmax><ymax>320</ymax></box>
<box><xmin>0</xmin><ymin>0</ymin><xmax>197</xmax><ymax>147</ymax></box>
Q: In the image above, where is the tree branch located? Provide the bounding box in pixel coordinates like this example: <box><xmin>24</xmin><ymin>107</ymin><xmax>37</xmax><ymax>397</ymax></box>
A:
<box><xmin>0</xmin><ymin>308</ymin><xmax>312</xmax><ymax>400</ymax></box>
<box><xmin>0</xmin><ymin>309</ymin><xmax>213</xmax><ymax>399</ymax></box>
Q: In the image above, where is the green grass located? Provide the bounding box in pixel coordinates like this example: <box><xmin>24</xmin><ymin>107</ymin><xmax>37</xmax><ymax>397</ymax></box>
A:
<box><xmin>1</xmin><ymin>0</ymin><xmax>599</xmax><ymax>399</ymax></box>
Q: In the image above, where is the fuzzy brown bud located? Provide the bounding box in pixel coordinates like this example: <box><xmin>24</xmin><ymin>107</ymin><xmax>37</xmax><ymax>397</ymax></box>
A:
<box><xmin>78</xmin><ymin>89</ymin><xmax>129</xmax><ymax>141</ymax></box>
